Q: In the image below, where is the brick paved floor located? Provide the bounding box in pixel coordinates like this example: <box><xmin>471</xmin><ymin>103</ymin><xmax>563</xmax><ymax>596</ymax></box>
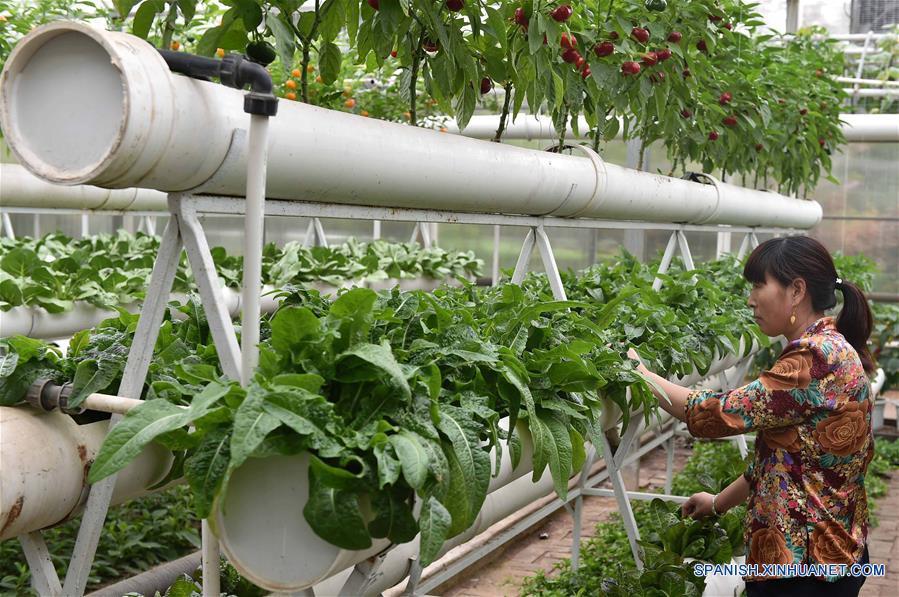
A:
<box><xmin>441</xmin><ymin>435</ymin><xmax>899</xmax><ymax>597</ymax></box>
<box><xmin>441</xmin><ymin>439</ymin><xmax>692</xmax><ymax>597</ymax></box>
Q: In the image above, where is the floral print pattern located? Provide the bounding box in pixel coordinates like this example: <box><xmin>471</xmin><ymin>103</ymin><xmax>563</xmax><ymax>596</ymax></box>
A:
<box><xmin>685</xmin><ymin>317</ymin><xmax>873</xmax><ymax>581</ymax></box>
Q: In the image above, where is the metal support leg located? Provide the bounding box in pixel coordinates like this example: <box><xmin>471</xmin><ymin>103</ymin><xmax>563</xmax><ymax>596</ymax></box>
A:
<box><xmin>511</xmin><ymin>228</ymin><xmax>536</xmax><ymax>284</ymax></box>
<box><xmin>491</xmin><ymin>224</ymin><xmax>501</xmax><ymax>286</ymax></box>
<box><xmin>1</xmin><ymin>212</ymin><xmax>14</xmax><ymax>239</ymax></box>
<box><xmin>146</xmin><ymin>216</ymin><xmax>157</xmax><ymax>236</ymax></box>
<box><xmin>61</xmin><ymin>217</ymin><xmax>183</xmax><ymax>596</ymax></box>
<box><xmin>303</xmin><ymin>217</ymin><xmax>328</xmax><ymax>247</ymax></box>
<box><xmin>400</xmin><ymin>557</ymin><xmax>423</xmax><ymax>597</ymax></box>
<box><xmin>338</xmin><ymin>550</ymin><xmax>391</xmax><ymax>596</ymax></box>
<box><xmin>716</xmin><ymin>231</ymin><xmax>732</xmax><ymax>258</ymax></box>
<box><xmin>20</xmin><ymin>532</ymin><xmax>62</xmax><ymax>596</ymax></box>
<box><xmin>534</xmin><ymin>225</ymin><xmax>567</xmax><ymax>301</ymax></box>
<box><xmin>676</xmin><ymin>230</ymin><xmax>695</xmax><ymax>271</ymax></box>
<box><xmin>372</xmin><ymin>220</ymin><xmax>381</xmax><ymax>240</ymax></box>
<box><xmin>177</xmin><ymin>198</ymin><xmax>242</xmax><ymax>381</ymax></box>
<box><xmin>664</xmin><ymin>435</ymin><xmax>675</xmax><ymax>495</ymax></box>
<box><xmin>80</xmin><ymin>212</ymin><xmax>89</xmax><ymax>238</ymax></box>
<box><xmin>600</xmin><ymin>431</ymin><xmax>643</xmax><ymax>569</ymax></box>
<box><xmin>569</xmin><ymin>446</ymin><xmax>596</xmax><ymax>573</ymax></box>
<box><xmin>201</xmin><ymin>520</ymin><xmax>220</xmax><ymax>597</ymax></box>
<box><xmin>652</xmin><ymin>231</ymin><xmax>678</xmax><ymax>291</ymax></box>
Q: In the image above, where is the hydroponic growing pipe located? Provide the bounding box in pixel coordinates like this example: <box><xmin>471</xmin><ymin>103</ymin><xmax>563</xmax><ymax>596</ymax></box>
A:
<box><xmin>0</xmin><ymin>22</ymin><xmax>821</xmax><ymax>229</ymax></box>
<box><xmin>0</xmin><ymin>163</ymin><xmax>167</xmax><ymax>211</ymax></box>
<box><xmin>449</xmin><ymin>113</ymin><xmax>899</xmax><ymax>144</ymax></box>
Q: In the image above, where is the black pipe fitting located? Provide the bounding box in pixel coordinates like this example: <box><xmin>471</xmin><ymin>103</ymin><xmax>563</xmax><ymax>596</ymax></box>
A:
<box><xmin>25</xmin><ymin>379</ymin><xmax>84</xmax><ymax>414</ymax></box>
<box><xmin>157</xmin><ymin>50</ymin><xmax>278</xmax><ymax>117</ymax></box>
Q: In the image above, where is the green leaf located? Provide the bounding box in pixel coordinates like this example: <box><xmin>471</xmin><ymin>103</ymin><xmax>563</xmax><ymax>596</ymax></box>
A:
<box><xmin>267</xmin><ymin>14</ymin><xmax>296</xmax><ymax>74</ymax></box>
<box><xmin>69</xmin><ymin>358</ymin><xmax>124</xmax><ymax>409</ymax></box>
<box><xmin>320</xmin><ymin>42</ymin><xmax>343</xmax><ymax>85</ymax></box>
<box><xmin>184</xmin><ymin>426</ymin><xmax>231</xmax><ymax>518</ymax></box>
<box><xmin>418</xmin><ymin>496</ymin><xmax>451</xmax><ymax>567</ymax></box>
<box><xmin>389</xmin><ymin>430</ymin><xmax>430</xmax><ymax>491</ymax></box>
<box><xmin>131</xmin><ymin>0</ymin><xmax>162</xmax><ymax>40</ymax></box>
<box><xmin>89</xmin><ymin>399</ymin><xmax>190</xmax><ymax>483</ymax></box>
<box><xmin>435</xmin><ymin>405</ymin><xmax>490</xmax><ymax>536</ymax></box>
<box><xmin>303</xmin><ymin>468</ymin><xmax>372</xmax><ymax>550</ymax></box>
<box><xmin>337</xmin><ymin>340</ymin><xmax>411</xmax><ymax>400</ymax></box>
<box><xmin>368</xmin><ymin>489</ymin><xmax>418</xmax><ymax>543</ymax></box>
<box><xmin>230</xmin><ymin>384</ymin><xmax>282</xmax><ymax>470</ymax></box>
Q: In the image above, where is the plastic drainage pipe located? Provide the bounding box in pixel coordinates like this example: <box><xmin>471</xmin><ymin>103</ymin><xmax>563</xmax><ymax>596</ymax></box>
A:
<box><xmin>0</xmin><ymin>163</ymin><xmax>168</xmax><ymax>211</ymax></box>
<box><xmin>1</xmin><ymin>22</ymin><xmax>821</xmax><ymax>229</ymax></box>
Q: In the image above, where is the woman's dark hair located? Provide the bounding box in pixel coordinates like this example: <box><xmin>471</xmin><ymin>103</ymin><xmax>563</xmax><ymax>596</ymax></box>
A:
<box><xmin>743</xmin><ymin>236</ymin><xmax>874</xmax><ymax>373</ymax></box>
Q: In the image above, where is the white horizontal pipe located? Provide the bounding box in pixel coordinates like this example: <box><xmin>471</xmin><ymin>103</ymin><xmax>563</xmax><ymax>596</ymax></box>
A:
<box><xmin>0</xmin><ymin>406</ymin><xmax>174</xmax><ymax>541</ymax></box>
<box><xmin>837</xmin><ymin>76</ymin><xmax>899</xmax><ymax>87</ymax></box>
<box><xmin>0</xmin><ymin>163</ymin><xmax>167</xmax><ymax>211</ymax></box>
<box><xmin>844</xmin><ymin>87</ymin><xmax>899</xmax><ymax>97</ymax></box>
<box><xmin>0</xmin><ymin>22</ymin><xmax>820</xmax><ymax>229</ymax></box>
<box><xmin>453</xmin><ymin>113</ymin><xmax>899</xmax><ymax>143</ymax></box>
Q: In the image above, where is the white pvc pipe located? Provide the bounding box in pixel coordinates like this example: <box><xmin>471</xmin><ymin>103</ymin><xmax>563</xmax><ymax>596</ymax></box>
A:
<box><xmin>452</xmin><ymin>113</ymin><xmax>899</xmax><ymax>143</ymax></box>
<box><xmin>844</xmin><ymin>88</ymin><xmax>899</xmax><ymax>97</ymax></box>
<box><xmin>0</xmin><ymin>22</ymin><xmax>821</xmax><ymax>229</ymax></box>
<box><xmin>212</xmin><ymin>418</ymin><xmax>536</xmax><ymax>592</ymax></box>
<box><xmin>839</xmin><ymin>114</ymin><xmax>899</xmax><ymax>142</ymax></box>
<box><xmin>239</xmin><ymin>114</ymin><xmax>269</xmax><ymax>386</ymax></box>
<box><xmin>0</xmin><ymin>163</ymin><xmax>167</xmax><ymax>211</ymax></box>
<box><xmin>837</xmin><ymin>76</ymin><xmax>899</xmax><ymax>87</ymax></box>
<box><xmin>0</xmin><ymin>406</ymin><xmax>174</xmax><ymax>541</ymax></box>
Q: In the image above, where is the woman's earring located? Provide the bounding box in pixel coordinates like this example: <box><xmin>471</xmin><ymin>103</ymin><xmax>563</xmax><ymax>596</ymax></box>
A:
<box><xmin>790</xmin><ymin>310</ymin><xmax>796</xmax><ymax>326</ymax></box>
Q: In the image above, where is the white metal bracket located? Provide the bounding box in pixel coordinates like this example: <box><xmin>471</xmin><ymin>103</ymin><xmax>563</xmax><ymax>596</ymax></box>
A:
<box><xmin>652</xmin><ymin>229</ymin><xmax>695</xmax><ymax>291</ymax></box>
<box><xmin>1</xmin><ymin>211</ymin><xmax>14</xmax><ymax>239</ymax></box>
<box><xmin>303</xmin><ymin>217</ymin><xmax>329</xmax><ymax>247</ymax></box>
<box><xmin>510</xmin><ymin>225</ymin><xmax>567</xmax><ymax>300</ymax></box>
<box><xmin>409</xmin><ymin>222</ymin><xmax>433</xmax><ymax>248</ymax></box>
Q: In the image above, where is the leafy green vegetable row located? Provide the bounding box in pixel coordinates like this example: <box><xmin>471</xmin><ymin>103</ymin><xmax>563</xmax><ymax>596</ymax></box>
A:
<box><xmin>0</xmin><ymin>232</ymin><xmax>483</xmax><ymax>314</ymax></box>
<box><xmin>0</xmin><ymin>253</ymin><xmax>765</xmax><ymax>567</ymax></box>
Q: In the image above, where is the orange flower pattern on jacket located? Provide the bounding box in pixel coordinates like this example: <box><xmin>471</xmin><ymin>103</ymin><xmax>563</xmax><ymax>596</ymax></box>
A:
<box><xmin>684</xmin><ymin>317</ymin><xmax>872</xmax><ymax>582</ymax></box>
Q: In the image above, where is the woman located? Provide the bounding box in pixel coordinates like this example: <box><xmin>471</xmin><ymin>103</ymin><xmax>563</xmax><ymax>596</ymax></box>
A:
<box><xmin>629</xmin><ymin>236</ymin><xmax>875</xmax><ymax>597</ymax></box>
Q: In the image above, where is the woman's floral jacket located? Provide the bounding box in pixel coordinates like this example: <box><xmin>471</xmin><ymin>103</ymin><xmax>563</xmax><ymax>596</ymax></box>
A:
<box><xmin>685</xmin><ymin>317</ymin><xmax>873</xmax><ymax>581</ymax></box>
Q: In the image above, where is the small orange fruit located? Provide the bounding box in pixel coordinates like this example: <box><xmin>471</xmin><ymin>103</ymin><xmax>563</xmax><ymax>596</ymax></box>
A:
<box><xmin>170</xmin><ymin>40</ymin><xmax>180</xmax><ymax>51</ymax></box>
<box><xmin>285</xmin><ymin>79</ymin><xmax>297</xmax><ymax>90</ymax></box>
<box><xmin>439</xmin><ymin>127</ymin><xmax>448</xmax><ymax>133</ymax></box>
<box><xmin>344</xmin><ymin>98</ymin><xmax>357</xmax><ymax>108</ymax></box>
<box><xmin>315</xmin><ymin>75</ymin><xmax>323</xmax><ymax>83</ymax></box>
<box><xmin>291</xmin><ymin>68</ymin><xmax>301</xmax><ymax>78</ymax></box>
<box><xmin>307</xmin><ymin>64</ymin><xmax>315</xmax><ymax>73</ymax></box>
<box><xmin>403</xmin><ymin>111</ymin><xmax>411</xmax><ymax>120</ymax></box>
<box><xmin>360</xmin><ymin>110</ymin><xmax>370</xmax><ymax>117</ymax></box>
<box><xmin>216</xmin><ymin>48</ymin><xmax>225</xmax><ymax>58</ymax></box>
<box><xmin>285</xmin><ymin>91</ymin><xmax>297</xmax><ymax>100</ymax></box>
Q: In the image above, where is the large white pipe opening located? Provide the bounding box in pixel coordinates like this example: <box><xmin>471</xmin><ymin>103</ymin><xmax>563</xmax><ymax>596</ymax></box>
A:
<box><xmin>1</xmin><ymin>22</ymin><xmax>821</xmax><ymax>229</ymax></box>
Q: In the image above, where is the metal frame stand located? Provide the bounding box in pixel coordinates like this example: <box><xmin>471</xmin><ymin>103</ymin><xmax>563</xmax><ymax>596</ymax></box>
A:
<box><xmin>14</xmin><ymin>191</ymin><xmax>792</xmax><ymax>595</ymax></box>
<box><xmin>303</xmin><ymin>217</ymin><xmax>329</xmax><ymax>247</ymax></box>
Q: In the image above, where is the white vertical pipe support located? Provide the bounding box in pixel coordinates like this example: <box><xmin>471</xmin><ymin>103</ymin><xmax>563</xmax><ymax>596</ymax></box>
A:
<box><xmin>0</xmin><ymin>22</ymin><xmax>822</xmax><ymax>230</ymax></box>
<box><xmin>80</xmin><ymin>212</ymin><xmax>89</xmax><ymax>237</ymax></box>
<box><xmin>240</xmin><ymin>113</ymin><xmax>269</xmax><ymax>385</ymax></box>
<box><xmin>372</xmin><ymin>220</ymin><xmax>381</xmax><ymax>240</ymax></box>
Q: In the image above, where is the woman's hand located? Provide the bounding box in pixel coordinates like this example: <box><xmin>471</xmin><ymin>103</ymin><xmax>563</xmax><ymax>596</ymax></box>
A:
<box><xmin>682</xmin><ymin>492</ymin><xmax>716</xmax><ymax>519</ymax></box>
<box><xmin>627</xmin><ymin>348</ymin><xmax>649</xmax><ymax>375</ymax></box>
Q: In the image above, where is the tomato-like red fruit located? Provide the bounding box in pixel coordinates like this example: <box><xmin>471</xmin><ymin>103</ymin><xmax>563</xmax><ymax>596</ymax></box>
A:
<box><xmin>631</xmin><ymin>27</ymin><xmax>650</xmax><ymax>44</ymax></box>
<box><xmin>621</xmin><ymin>61</ymin><xmax>641</xmax><ymax>75</ymax></box>
<box><xmin>551</xmin><ymin>4</ymin><xmax>573</xmax><ymax>22</ymax></box>
<box><xmin>594</xmin><ymin>41</ymin><xmax>614</xmax><ymax>57</ymax></box>
<box><xmin>562</xmin><ymin>48</ymin><xmax>581</xmax><ymax>64</ymax></box>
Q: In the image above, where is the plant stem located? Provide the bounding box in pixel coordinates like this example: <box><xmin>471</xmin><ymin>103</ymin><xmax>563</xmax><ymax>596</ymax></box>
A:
<box><xmin>299</xmin><ymin>1</ymin><xmax>323</xmax><ymax>104</ymax></box>
<box><xmin>160</xmin><ymin>1</ymin><xmax>178</xmax><ymax>49</ymax></box>
<box><xmin>409</xmin><ymin>31</ymin><xmax>426</xmax><ymax>127</ymax></box>
<box><xmin>557</xmin><ymin>103</ymin><xmax>569</xmax><ymax>152</ymax></box>
<box><xmin>493</xmin><ymin>82</ymin><xmax>514</xmax><ymax>142</ymax></box>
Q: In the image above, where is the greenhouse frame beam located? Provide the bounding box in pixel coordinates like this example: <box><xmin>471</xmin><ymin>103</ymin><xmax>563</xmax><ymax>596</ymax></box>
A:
<box><xmin>185</xmin><ymin>196</ymin><xmax>805</xmax><ymax>236</ymax></box>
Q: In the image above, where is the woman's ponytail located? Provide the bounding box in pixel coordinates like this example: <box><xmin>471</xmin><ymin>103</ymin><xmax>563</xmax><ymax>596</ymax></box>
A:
<box><xmin>835</xmin><ymin>280</ymin><xmax>875</xmax><ymax>373</ymax></box>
